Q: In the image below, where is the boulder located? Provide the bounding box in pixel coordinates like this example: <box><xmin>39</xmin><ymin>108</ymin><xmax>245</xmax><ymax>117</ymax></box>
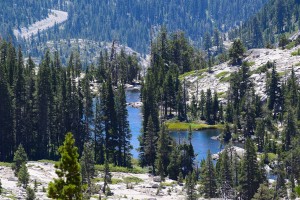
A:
<box><xmin>151</xmin><ymin>183</ymin><xmax>160</xmax><ymax>188</ymax></box>
<box><xmin>153</xmin><ymin>176</ymin><xmax>161</xmax><ymax>182</ymax></box>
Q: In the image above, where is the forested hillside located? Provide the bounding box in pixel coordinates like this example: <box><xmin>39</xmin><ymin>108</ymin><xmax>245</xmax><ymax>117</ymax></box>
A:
<box><xmin>3</xmin><ymin>0</ymin><xmax>300</xmax><ymax>199</ymax></box>
<box><xmin>230</xmin><ymin>0</ymin><xmax>300</xmax><ymax>48</ymax></box>
<box><xmin>0</xmin><ymin>1</ymin><xmax>52</xmax><ymax>39</ymax></box>
<box><xmin>57</xmin><ymin>0</ymin><xmax>268</xmax><ymax>53</ymax></box>
<box><xmin>7</xmin><ymin>0</ymin><xmax>268</xmax><ymax>54</ymax></box>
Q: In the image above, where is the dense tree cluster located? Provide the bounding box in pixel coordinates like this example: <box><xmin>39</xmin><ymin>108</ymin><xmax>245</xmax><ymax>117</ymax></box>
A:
<box><xmin>2</xmin><ymin>9</ymin><xmax>300</xmax><ymax>198</ymax></box>
<box><xmin>0</xmin><ymin>1</ymin><xmax>51</xmax><ymax>40</ymax></box>
<box><xmin>137</xmin><ymin>29</ymin><xmax>300</xmax><ymax>199</ymax></box>
<box><xmin>230</xmin><ymin>0</ymin><xmax>300</xmax><ymax>49</ymax></box>
<box><xmin>5</xmin><ymin>0</ymin><xmax>267</xmax><ymax>55</ymax></box>
<box><xmin>0</xmin><ymin>40</ymin><xmax>132</xmax><ymax>167</ymax></box>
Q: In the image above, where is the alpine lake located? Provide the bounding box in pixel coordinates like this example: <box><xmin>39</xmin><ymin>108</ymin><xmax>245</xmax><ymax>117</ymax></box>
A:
<box><xmin>126</xmin><ymin>89</ymin><xmax>222</xmax><ymax>162</ymax></box>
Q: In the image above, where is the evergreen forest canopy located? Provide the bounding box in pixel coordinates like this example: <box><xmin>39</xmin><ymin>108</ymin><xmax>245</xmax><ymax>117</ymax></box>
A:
<box><xmin>0</xmin><ymin>1</ymin><xmax>52</xmax><ymax>39</ymax></box>
<box><xmin>3</xmin><ymin>0</ymin><xmax>300</xmax><ymax>199</ymax></box>
<box><xmin>230</xmin><ymin>0</ymin><xmax>300</xmax><ymax>48</ymax></box>
<box><xmin>5</xmin><ymin>0</ymin><xmax>268</xmax><ymax>54</ymax></box>
<box><xmin>2</xmin><ymin>25</ymin><xmax>300</xmax><ymax>198</ymax></box>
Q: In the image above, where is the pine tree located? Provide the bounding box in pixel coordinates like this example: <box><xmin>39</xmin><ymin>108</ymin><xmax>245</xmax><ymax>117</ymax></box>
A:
<box><xmin>48</xmin><ymin>132</ymin><xmax>82</xmax><ymax>200</ymax></box>
<box><xmin>82</xmin><ymin>73</ymin><xmax>93</xmax><ymax>141</ymax></box>
<box><xmin>219</xmin><ymin>149</ymin><xmax>233</xmax><ymax>198</ymax></box>
<box><xmin>274</xmin><ymin>158</ymin><xmax>287</xmax><ymax>198</ymax></box>
<box><xmin>203</xmin><ymin>32</ymin><xmax>212</xmax><ymax>55</ymax></box>
<box><xmin>229</xmin><ymin>39</ymin><xmax>245</xmax><ymax>65</ymax></box>
<box><xmin>103</xmin><ymin>158</ymin><xmax>112</xmax><ymax>194</ymax></box>
<box><xmin>167</xmin><ymin>143</ymin><xmax>180</xmax><ymax>180</ymax></box>
<box><xmin>0</xmin><ymin>58</ymin><xmax>14</xmax><ymax>161</ymax></box>
<box><xmin>18</xmin><ymin>162</ymin><xmax>29</xmax><ymax>188</ymax></box>
<box><xmin>156</xmin><ymin>125</ymin><xmax>171</xmax><ymax>179</ymax></box>
<box><xmin>13</xmin><ymin>47</ymin><xmax>26</xmax><ymax>148</ymax></box>
<box><xmin>185</xmin><ymin>171</ymin><xmax>197</xmax><ymax>200</ymax></box>
<box><xmin>26</xmin><ymin>186</ymin><xmax>36</xmax><ymax>200</ymax></box>
<box><xmin>212</xmin><ymin>91</ymin><xmax>219</xmax><ymax>123</ymax></box>
<box><xmin>283</xmin><ymin>108</ymin><xmax>298</xmax><ymax>151</ymax></box>
<box><xmin>286</xmin><ymin>67</ymin><xmax>298</xmax><ymax>107</ymax></box>
<box><xmin>252</xmin><ymin>184</ymin><xmax>274</xmax><ymax>200</ymax></box>
<box><xmin>251</xmin><ymin>17</ymin><xmax>263</xmax><ymax>48</ymax></box>
<box><xmin>80</xmin><ymin>142</ymin><xmax>95</xmax><ymax>196</ymax></box>
<box><xmin>0</xmin><ymin>179</ymin><xmax>2</xmax><ymax>194</ymax></box>
<box><xmin>205</xmin><ymin>89</ymin><xmax>213</xmax><ymax>124</ymax></box>
<box><xmin>94</xmin><ymin>96</ymin><xmax>105</xmax><ymax>164</ymax></box>
<box><xmin>12</xmin><ymin>144</ymin><xmax>28</xmax><ymax>176</ymax></box>
<box><xmin>190</xmin><ymin>94</ymin><xmax>198</xmax><ymax>121</ymax></box>
<box><xmin>115</xmin><ymin>85</ymin><xmax>132</xmax><ymax>167</ymax></box>
<box><xmin>201</xmin><ymin>150</ymin><xmax>217</xmax><ymax>198</ymax></box>
<box><xmin>180</xmin><ymin>128</ymin><xmax>195</xmax><ymax>177</ymax></box>
<box><xmin>199</xmin><ymin>90</ymin><xmax>206</xmax><ymax>120</ymax></box>
<box><xmin>266</xmin><ymin>65</ymin><xmax>282</xmax><ymax>117</ymax></box>
<box><xmin>101</xmin><ymin>78</ymin><xmax>118</xmax><ymax>164</ymax></box>
<box><xmin>144</xmin><ymin>116</ymin><xmax>157</xmax><ymax>174</ymax></box>
<box><xmin>213</xmin><ymin>29</ymin><xmax>221</xmax><ymax>50</ymax></box>
<box><xmin>255</xmin><ymin>119</ymin><xmax>265</xmax><ymax>152</ymax></box>
<box><xmin>239</xmin><ymin>139</ymin><xmax>261</xmax><ymax>200</ymax></box>
<box><xmin>36</xmin><ymin>51</ymin><xmax>52</xmax><ymax>159</ymax></box>
<box><xmin>223</xmin><ymin>123</ymin><xmax>231</xmax><ymax>142</ymax></box>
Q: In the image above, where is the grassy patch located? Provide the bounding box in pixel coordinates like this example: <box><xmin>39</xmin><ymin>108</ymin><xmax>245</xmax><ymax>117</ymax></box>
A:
<box><xmin>278</xmin><ymin>72</ymin><xmax>286</xmax><ymax>77</ymax></box>
<box><xmin>92</xmin><ymin>177</ymin><xmax>104</xmax><ymax>183</ymax></box>
<box><xmin>95</xmin><ymin>164</ymin><xmax>146</xmax><ymax>174</ymax></box>
<box><xmin>267</xmin><ymin>153</ymin><xmax>277</xmax><ymax>162</ymax></box>
<box><xmin>179</xmin><ymin>69</ymin><xmax>207</xmax><ymax>81</ymax></box>
<box><xmin>219</xmin><ymin>75</ymin><xmax>231</xmax><ymax>82</ymax></box>
<box><xmin>248</xmin><ymin>61</ymin><xmax>256</xmax><ymax>67</ymax></box>
<box><xmin>38</xmin><ymin>160</ymin><xmax>58</xmax><ymax>165</ymax></box>
<box><xmin>250</xmin><ymin>62</ymin><xmax>274</xmax><ymax>75</ymax></box>
<box><xmin>259</xmin><ymin>153</ymin><xmax>277</xmax><ymax>162</ymax></box>
<box><xmin>5</xmin><ymin>194</ymin><xmax>17</xmax><ymax>200</ymax></box>
<box><xmin>295</xmin><ymin>62</ymin><xmax>300</xmax><ymax>66</ymax></box>
<box><xmin>161</xmin><ymin>181</ymin><xmax>177</xmax><ymax>187</ymax></box>
<box><xmin>286</xmin><ymin>41</ymin><xmax>296</xmax><ymax>50</ymax></box>
<box><xmin>92</xmin><ymin>177</ymin><xmax>123</xmax><ymax>184</ymax></box>
<box><xmin>291</xmin><ymin>49</ymin><xmax>300</xmax><ymax>56</ymax></box>
<box><xmin>0</xmin><ymin>162</ymin><xmax>12</xmax><ymax>167</ymax></box>
<box><xmin>215</xmin><ymin>71</ymin><xmax>230</xmax><ymax>79</ymax></box>
<box><xmin>165</xmin><ymin>122</ymin><xmax>223</xmax><ymax>131</ymax></box>
<box><xmin>243</xmin><ymin>61</ymin><xmax>256</xmax><ymax>67</ymax></box>
<box><xmin>123</xmin><ymin>176</ymin><xmax>144</xmax><ymax>184</ymax></box>
<box><xmin>111</xmin><ymin>178</ymin><xmax>123</xmax><ymax>184</ymax></box>
<box><xmin>198</xmin><ymin>74</ymin><xmax>206</xmax><ymax>79</ymax></box>
<box><xmin>179</xmin><ymin>71</ymin><xmax>196</xmax><ymax>80</ymax></box>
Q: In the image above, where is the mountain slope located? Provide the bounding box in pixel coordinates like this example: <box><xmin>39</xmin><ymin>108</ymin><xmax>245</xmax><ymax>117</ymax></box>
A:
<box><xmin>184</xmin><ymin>45</ymin><xmax>300</xmax><ymax>101</ymax></box>
<box><xmin>230</xmin><ymin>0</ymin><xmax>300</xmax><ymax>48</ymax></box>
<box><xmin>7</xmin><ymin>0</ymin><xmax>268</xmax><ymax>54</ymax></box>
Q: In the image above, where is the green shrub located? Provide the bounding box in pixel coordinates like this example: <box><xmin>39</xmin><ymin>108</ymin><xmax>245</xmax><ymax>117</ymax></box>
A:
<box><xmin>0</xmin><ymin>162</ymin><xmax>12</xmax><ymax>167</ymax></box>
<box><xmin>95</xmin><ymin>164</ymin><xmax>146</xmax><ymax>174</ymax></box>
<box><xmin>215</xmin><ymin>71</ymin><xmax>230</xmax><ymax>79</ymax></box>
<box><xmin>123</xmin><ymin>176</ymin><xmax>144</xmax><ymax>184</ymax></box>
<box><xmin>286</xmin><ymin>41</ymin><xmax>296</xmax><ymax>49</ymax></box>
<box><xmin>291</xmin><ymin>49</ymin><xmax>300</xmax><ymax>56</ymax></box>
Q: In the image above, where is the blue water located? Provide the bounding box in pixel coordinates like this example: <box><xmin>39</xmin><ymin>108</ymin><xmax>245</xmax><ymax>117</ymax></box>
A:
<box><xmin>126</xmin><ymin>90</ymin><xmax>142</xmax><ymax>158</ymax></box>
<box><xmin>170</xmin><ymin>130</ymin><xmax>222</xmax><ymax>162</ymax></box>
<box><xmin>125</xmin><ymin>90</ymin><xmax>222</xmax><ymax>162</ymax></box>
